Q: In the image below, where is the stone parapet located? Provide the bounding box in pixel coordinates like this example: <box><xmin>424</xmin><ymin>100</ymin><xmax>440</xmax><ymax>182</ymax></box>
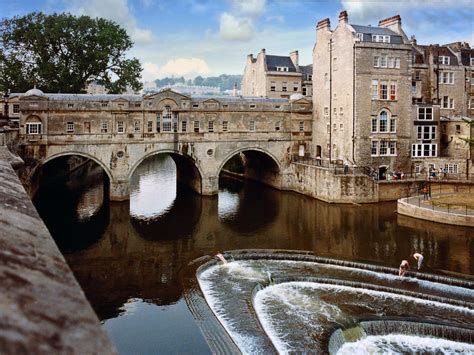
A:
<box><xmin>0</xmin><ymin>151</ymin><xmax>115</xmax><ymax>354</ymax></box>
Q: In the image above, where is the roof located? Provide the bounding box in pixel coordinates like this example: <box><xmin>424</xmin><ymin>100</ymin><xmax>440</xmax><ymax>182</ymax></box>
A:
<box><xmin>350</xmin><ymin>24</ymin><xmax>397</xmax><ymax>36</ymax></box>
<box><xmin>299</xmin><ymin>65</ymin><xmax>313</xmax><ymax>75</ymax></box>
<box><xmin>191</xmin><ymin>95</ymin><xmax>288</xmax><ymax>103</ymax></box>
<box><xmin>265</xmin><ymin>55</ymin><xmax>297</xmax><ymax>72</ymax></box>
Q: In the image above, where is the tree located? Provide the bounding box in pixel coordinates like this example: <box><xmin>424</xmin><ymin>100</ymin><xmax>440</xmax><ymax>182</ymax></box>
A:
<box><xmin>461</xmin><ymin>118</ymin><xmax>474</xmax><ymax>147</ymax></box>
<box><xmin>0</xmin><ymin>12</ymin><xmax>143</xmax><ymax>93</ymax></box>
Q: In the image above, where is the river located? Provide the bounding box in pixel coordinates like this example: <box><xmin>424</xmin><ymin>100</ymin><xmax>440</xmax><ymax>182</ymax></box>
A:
<box><xmin>33</xmin><ymin>154</ymin><xmax>474</xmax><ymax>354</ymax></box>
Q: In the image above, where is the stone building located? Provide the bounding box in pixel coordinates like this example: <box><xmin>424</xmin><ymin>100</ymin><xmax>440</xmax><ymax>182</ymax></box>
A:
<box><xmin>313</xmin><ymin>12</ymin><xmax>413</xmax><ymax>178</ymax></box>
<box><xmin>241</xmin><ymin>49</ymin><xmax>312</xmax><ymax>99</ymax></box>
<box><xmin>410</xmin><ymin>41</ymin><xmax>474</xmax><ymax>176</ymax></box>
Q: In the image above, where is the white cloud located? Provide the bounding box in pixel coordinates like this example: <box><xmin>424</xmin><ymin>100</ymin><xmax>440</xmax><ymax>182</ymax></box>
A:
<box><xmin>68</xmin><ymin>0</ymin><xmax>154</xmax><ymax>44</ymax></box>
<box><xmin>219</xmin><ymin>12</ymin><xmax>255</xmax><ymax>40</ymax></box>
<box><xmin>230</xmin><ymin>0</ymin><xmax>266</xmax><ymax>17</ymax></box>
<box><xmin>141</xmin><ymin>0</ymin><xmax>154</xmax><ymax>8</ymax></box>
<box><xmin>142</xmin><ymin>58</ymin><xmax>212</xmax><ymax>81</ymax></box>
<box><xmin>266</xmin><ymin>15</ymin><xmax>284</xmax><ymax>23</ymax></box>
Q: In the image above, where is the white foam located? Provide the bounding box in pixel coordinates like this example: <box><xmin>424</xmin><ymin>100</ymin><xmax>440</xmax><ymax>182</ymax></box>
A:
<box><xmin>337</xmin><ymin>334</ymin><xmax>474</xmax><ymax>354</ymax></box>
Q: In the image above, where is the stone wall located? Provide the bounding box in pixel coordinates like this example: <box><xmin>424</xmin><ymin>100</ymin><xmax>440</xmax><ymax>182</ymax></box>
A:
<box><xmin>0</xmin><ymin>148</ymin><xmax>115</xmax><ymax>354</ymax></box>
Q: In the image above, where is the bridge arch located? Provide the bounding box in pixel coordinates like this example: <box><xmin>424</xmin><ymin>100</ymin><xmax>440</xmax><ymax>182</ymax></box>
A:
<box><xmin>43</xmin><ymin>151</ymin><xmax>113</xmax><ymax>181</ymax></box>
<box><xmin>129</xmin><ymin>149</ymin><xmax>204</xmax><ymax>194</ymax></box>
<box><xmin>218</xmin><ymin>147</ymin><xmax>283</xmax><ymax>190</ymax></box>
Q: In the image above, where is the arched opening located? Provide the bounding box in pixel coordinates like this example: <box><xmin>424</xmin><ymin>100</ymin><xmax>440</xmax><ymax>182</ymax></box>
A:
<box><xmin>32</xmin><ymin>154</ymin><xmax>110</xmax><ymax>251</ymax></box>
<box><xmin>129</xmin><ymin>152</ymin><xmax>202</xmax><ymax>239</ymax></box>
<box><xmin>217</xmin><ymin>149</ymin><xmax>280</xmax><ymax>233</ymax></box>
<box><xmin>25</xmin><ymin>115</ymin><xmax>42</xmax><ymax>134</ymax></box>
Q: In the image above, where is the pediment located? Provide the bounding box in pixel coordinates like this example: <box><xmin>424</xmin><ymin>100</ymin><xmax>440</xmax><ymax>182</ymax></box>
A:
<box><xmin>291</xmin><ymin>98</ymin><xmax>311</xmax><ymax>105</ymax></box>
<box><xmin>144</xmin><ymin>89</ymin><xmax>191</xmax><ymax>101</ymax></box>
<box><xmin>112</xmin><ymin>97</ymin><xmax>129</xmax><ymax>102</ymax></box>
<box><xmin>202</xmin><ymin>98</ymin><xmax>220</xmax><ymax>104</ymax></box>
<box><xmin>20</xmin><ymin>95</ymin><xmax>48</xmax><ymax>101</ymax></box>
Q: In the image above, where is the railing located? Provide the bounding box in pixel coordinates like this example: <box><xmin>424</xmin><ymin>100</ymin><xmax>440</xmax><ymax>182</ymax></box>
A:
<box><xmin>403</xmin><ymin>192</ymin><xmax>474</xmax><ymax>216</ymax></box>
<box><xmin>291</xmin><ymin>155</ymin><xmax>372</xmax><ymax>176</ymax></box>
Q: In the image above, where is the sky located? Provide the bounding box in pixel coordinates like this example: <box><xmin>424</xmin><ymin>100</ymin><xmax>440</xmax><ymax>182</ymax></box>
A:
<box><xmin>1</xmin><ymin>0</ymin><xmax>473</xmax><ymax>83</ymax></box>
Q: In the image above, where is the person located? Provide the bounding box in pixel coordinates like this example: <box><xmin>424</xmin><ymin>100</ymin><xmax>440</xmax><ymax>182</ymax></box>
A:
<box><xmin>316</xmin><ymin>155</ymin><xmax>321</xmax><ymax>166</ymax></box>
<box><xmin>399</xmin><ymin>259</ymin><xmax>410</xmax><ymax>278</ymax></box>
<box><xmin>422</xmin><ymin>186</ymin><xmax>429</xmax><ymax>200</ymax></box>
<box><xmin>400</xmin><ymin>170</ymin><xmax>404</xmax><ymax>180</ymax></box>
<box><xmin>413</xmin><ymin>252</ymin><xmax>424</xmax><ymax>270</ymax></box>
<box><xmin>344</xmin><ymin>160</ymin><xmax>349</xmax><ymax>174</ymax></box>
<box><xmin>215</xmin><ymin>253</ymin><xmax>228</xmax><ymax>264</ymax></box>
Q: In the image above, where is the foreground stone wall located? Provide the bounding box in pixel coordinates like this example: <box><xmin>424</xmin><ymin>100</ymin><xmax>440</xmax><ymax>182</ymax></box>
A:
<box><xmin>0</xmin><ymin>148</ymin><xmax>115</xmax><ymax>354</ymax></box>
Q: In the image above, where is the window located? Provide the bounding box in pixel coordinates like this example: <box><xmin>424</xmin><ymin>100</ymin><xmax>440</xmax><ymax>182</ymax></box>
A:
<box><xmin>299</xmin><ymin>121</ymin><xmax>304</xmax><ymax>132</ymax></box>
<box><xmin>117</xmin><ymin>121</ymin><xmax>124</xmax><ymax>133</ymax></box>
<box><xmin>444</xmin><ymin>163</ymin><xmax>458</xmax><ymax>173</ymax></box>
<box><xmin>371</xmin><ymin>116</ymin><xmax>377</xmax><ymax>133</ymax></box>
<box><xmin>194</xmin><ymin>121</ymin><xmax>200</xmax><ymax>133</ymax></box>
<box><xmin>412</xmin><ymin>81</ymin><xmax>417</xmax><ymax>94</ymax></box>
<box><xmin>333</xmin><ymin>123</ymin><xmax>337</xmax><ymax>130</ymax></box>
<box><xmin>156</xmin><ymin>113</ymin><xmax>161</xmax><ymax>133</ymax></box>
<box><xmin>389</xmin><ymin>82</ymin><xmax>397</xmax><ymax>100</ymax></box>
<box><xmin>333</xmin><ymin>57</ymin><xmax>337</xmax><ymax>71</ymax></box>
<box><xmin>371</xmin><ymin>141</ymin><xmax>378</xmax><ymax>155</ymax></box>
<box><xmin>379</xmin><ymin>81</ymin><xmax>388</xmax><ymax>100</ymax></box>
<box><xmin>13</xmin><ymin>104</ymin><xmax>20</xmax><ymax>113</ymax></box>
<box><xmin>192</xmin><ymin>103</ymin><xmax>199</xmax><ymax>108</ymax></box>
<box><xmin>324</xmin><ymin>107</ymin><xmax>329</xmax><ymax>116</ymax></box>
<box><xmin>372</xmin><ymin>35</ymin><xmax>390</xmax><ymax>43</ymax></box>
<box><xmin>414</xmin><ymin>71</ymin><xmax>421</xmax><ymax>80</ymax></box>
<box><xmin>101</xmin><ymin>121</ymin><xmax>108</xmax><ymax>133</ymax></box>
<box><xmin>418</xmin><ymin>107</ymin><xmax>433</xmax><ymax>120</ymax></box>
<box><xmin>293</xmin><ymin>87</ymin><xmax>299</xmax><ymax>92</ymax></box>
<box><xmin>276</xmin><ymin>66</ymin><xmax>289</xmax><ymax>72</ymax></box>
<box><xmin>372</xmin><ymin>80</ymin><xmax>378</xmax><ymax>99</ymax></box>
<box><xmin>438</xmin><ymin>56</ymin><xmax>450</xmax><ymax>65</ymax></box>
<box><xmin>250</xmin><ymin>104</ymin><xmax>256</xmax><ymax>109</ymax></box>
<box><xmin>380</xmin><ymin>55</ymin><xmax>387</xmax><ymax>68</ymax></box>
<box><xmin>455</xmin><ymin>124</ymin><xmax>461</xmax><ymax>134</ymax></box>
<box><xmin>68</xmin><ymin>103</ymin><xmax>74</xmax><ymax>108</ymax></box>
<box><xmin>379</xmin><ymin>140</ymin><xmax>388</xmax><ymax>155</ymax></box>
<box><xmin>101</xmin><ymin>102</ymin><xmax>108</xmax><ymax>107</ymax></box>
<box><xmin>390</xmin><ymin>115</ymin><xmax>396</xmax><ymax>133</ymax></box>
<box><xmin>373</xmin><ymin>56</ymin><xmax>380</xmax><ymax>67</ymax></box>
<box><xmin>66</xmin><ymin>122</ymin><xmax>74</xmax><ymax>133</ymax></box>
<box><xmin>302</xmin><ymin>87</ymin><xmax>307</xmax><ymax>96</ymax></box>
<box><xmin>282</xmin><ymin>85</ymin><xmax>287</xmax><ymax>92</ymax></box>
<box><xmin>389</xmin><ymin>141</ymin><xmax>396</xmax><ymax>155</ymax></box>
<box><xmin>271</xmin><ymin>85</ymin><xmax>276</xmax><ymax>91</ymax></box>
<box><xmin>394</xmin><ymin>57</ymin><xmax>400</xmax><ymax>68</ymax></box>
<box><xmin>340</xmin><ymin>123</ymin><xmax>344</xmax><ymax>130</ymax></box>
<box><xmin>441</xmin><ymin>96</ymin><xmax>454</xmax><ymax>109</ymax></box>
<box><xmin>134</xmin><ymin>120</ymin><xmax>140</xmax><ymax>132</ymax></box>
<box><xmin>379</xmin><ymin>111</ymin><xmax>388</xmax><ymax>132</ymax></box>
<box><xmin>26</xmin><ymin>122</ymin><xmax>41</xmax><ymax>134</ymax></box>
<box><xmin>411</xmin><ymin>143</ymin><xmax>437</xmax><ymax>157</ymax></box>
<box><xmin>222</xmin><ymin>121</ymin><xmax>228</xmax><ymax>132</ymax></box>
<box><xmin>147</xmin><ymin>121</ymin><xmax>153</xmax><ymax>132</ymax></box>
<box><xmin>339</xmin><ymin>107</ymin><xmax>343</xmax><ymax>115</ymax></box>
<box><xmin>417</xmin><ymin>126</ymin><xmax>436</xmax><ymax>140</ymax></box>
<box><xmin>208</xmin><ymin>120</ymin><xmax>214</xmax><ymax>132</ymax></box>
<box><xmin>134</xmin><ymin>103</ymin><xmax>141</xmax><ymax>108</ymax></box>
<box><xmin>275</xmin><ymin>121</ymin><xmax>280</xmax><ymax>131</ymax></box>
<box><xmin>357</xmin><ymin>33</ymin><xmax>364</xmax><ymax>41</ymax></box>
<box><xmin>162</xmin><ymin>106</ymin><xmax>172</xmax><ymax>132</ymax></box>
<box><xmin>471</xmin><ymin>58</ymin><xmax>474</xmax><ymax>66</ymax></box>
<box><xmin>439</xmin><ymin>72</ymin><xmax>454</xmax><ymax>84</ymax></box>
<box><xmin>249</xmin><ymin>120</ymin><xmax>255</xmax><ymax>131</ymax></box>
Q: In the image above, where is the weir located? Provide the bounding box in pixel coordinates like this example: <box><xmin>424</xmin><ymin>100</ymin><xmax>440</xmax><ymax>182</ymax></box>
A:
<box><xmin>196</xmin><ymin>250</ymin><xmax>474</xmax><ymax>354</ymax></box>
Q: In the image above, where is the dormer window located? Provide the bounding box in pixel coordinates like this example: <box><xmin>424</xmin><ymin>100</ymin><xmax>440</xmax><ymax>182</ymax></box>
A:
<box><xmin>356</xmin><ymin>33</ymin><xmax>363</xmax><ymax>41</ymax></box>
<box><xmin>372</xmin><ymin>35</ymin><xmax>390</xmax><ymax>43</ymax></box>
<box><xmin>438</xmin><ymin>56</ymin><xmax>450</xmax><ymax>65</ymax></box>
<box><xmin>276</xmin><ymin>66</ymin><xmax>289</xmax><ymax>72</ymax></box>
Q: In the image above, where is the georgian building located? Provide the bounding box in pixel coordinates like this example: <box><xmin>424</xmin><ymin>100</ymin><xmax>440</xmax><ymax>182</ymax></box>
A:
<box><xmin>241</xmin><ymin>49</ymin><xmax>312</xmax><ymax>99</ymax></box>
<box><xmin>313</xmin><ymin>12</ymin><xmax>413</xmax><ymax>178</ymax></box>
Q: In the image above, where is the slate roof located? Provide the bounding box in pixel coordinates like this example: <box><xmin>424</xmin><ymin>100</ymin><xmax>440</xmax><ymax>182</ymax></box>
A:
<box><xmin>265</xmin><ymin>55</ymin><xmax>297</xmax><ymax>72</ymax></box>
<box><xmin>299</xmin><ymin>65</ymin><xmax>313</xmax><ymax>75</ymax></box>
<box><xmin>350</xmin><ymin>24</ymin><xmax>403</xmax><ymax>44</ymax></box>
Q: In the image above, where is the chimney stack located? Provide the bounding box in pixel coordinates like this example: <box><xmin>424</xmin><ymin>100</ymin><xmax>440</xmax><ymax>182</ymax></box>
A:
<box><xmin>316</xmin><ymin>18</ymin><xmax>330</xmax><ymax>31</ymax></box>
<box><xmin>290</xmin><ymin>50</ymin><xmax>299</xmax><ymax>68</ymax></box>
<box><xmin>338</xmin><ymin>10</ymin><xmax>348</xmax><ymax>24</ymax></box>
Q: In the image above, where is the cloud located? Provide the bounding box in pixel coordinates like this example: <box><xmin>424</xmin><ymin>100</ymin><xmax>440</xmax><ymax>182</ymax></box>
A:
<box><xmin>141</xmin><ymin>0</ymin><xmax>154</xmax><ymax>8</ymax></box>
<box><xmin>230</xmin><ymin>0</ymin><xmax>266</xmax><ymax>17</ymax></box>
<box><xmin>68</xmin><ymin>0</ymin><xmax>154</xmax><ymax>44</ymax></box>
<box><xmin>219</xmin><ymin>12</ymin><xmax>255</xmax><ymax>40</ymax></box>
<box><xmin>218</xmin><ymin>0</ymin><xmax>267</xmax><ymax>41</ymax></box>
<box><xmin>142</xmin><ymin>58</ymin><xmax>212</xmax><ymax>81</ymax></box>
<box><xmin>266</xmin><ymin>15</ymin><xmax>284</xmax><ymax>23</ymax></box>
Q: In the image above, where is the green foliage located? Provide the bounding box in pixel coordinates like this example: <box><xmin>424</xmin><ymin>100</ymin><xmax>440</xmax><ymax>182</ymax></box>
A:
<box><xmin>0</xmin><ymin>12</ymin><xmax>143</xmax><ymax>93</ymax></box>
<box><xmin>461</xmin><ymin>118</ymin><xmax>474</xmax><ymax>147</ymax></box>
<box><xmin>154</xmin><ymin>74</ymin><xmax>242</xmax><ymax>91</ymax></box>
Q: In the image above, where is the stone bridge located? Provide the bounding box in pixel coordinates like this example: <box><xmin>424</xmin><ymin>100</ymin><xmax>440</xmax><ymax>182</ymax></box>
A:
<box><xmin>15</xmin><ymin>89</ymin><xmax>313</xmax><ymax>200</ymax></box>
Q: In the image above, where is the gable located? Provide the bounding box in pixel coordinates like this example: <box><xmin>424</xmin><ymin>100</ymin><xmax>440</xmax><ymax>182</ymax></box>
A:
<box><xmin>145</xmin><ymin>89</ymin><xmax>191</xmax><ymax>101</ymax></box>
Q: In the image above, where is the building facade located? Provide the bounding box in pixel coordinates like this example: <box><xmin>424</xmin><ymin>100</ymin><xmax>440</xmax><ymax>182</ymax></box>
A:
<box><xmin>241</xmin><ymin>49</ymin><xmax>312</xmax><ymax>99</ymax></box>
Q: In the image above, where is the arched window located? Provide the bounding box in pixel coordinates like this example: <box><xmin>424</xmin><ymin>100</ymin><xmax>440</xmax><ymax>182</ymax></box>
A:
<box><xmin>371</xmin><ymin>110</ymin><xmax>395</xmax><ymax>133</ymax></box>
<box><xmin>25</xmin><ymin>115</ymin><xmax>42</xmax><ymax>135</ymax></box>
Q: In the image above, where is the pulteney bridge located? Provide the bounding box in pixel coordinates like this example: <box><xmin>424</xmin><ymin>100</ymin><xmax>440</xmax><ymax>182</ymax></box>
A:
<box><xmin>15</xmin><ymin>88</ymin><xmax>312</xmax><ymax>200</ymax></box>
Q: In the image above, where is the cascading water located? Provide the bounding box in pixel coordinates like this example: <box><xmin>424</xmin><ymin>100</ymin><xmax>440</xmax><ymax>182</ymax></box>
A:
<box><xmin>196</xmin><ymin>250</ymin><xmax>474</xmax><ymax>354</ymax></box>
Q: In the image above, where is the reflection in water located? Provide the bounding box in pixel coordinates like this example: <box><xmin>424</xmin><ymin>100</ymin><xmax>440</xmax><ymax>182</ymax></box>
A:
<box><xmin>33</xmin><ymin>154</ymin><xmax>474</xmax><ymax>353</ymax></box>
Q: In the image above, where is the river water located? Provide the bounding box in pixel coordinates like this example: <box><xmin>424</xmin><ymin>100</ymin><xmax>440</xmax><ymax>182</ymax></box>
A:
<box><xmin>33</xmin><ymin>155</ymin><xmax>474</xmax><ymax>354</ymax></box>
